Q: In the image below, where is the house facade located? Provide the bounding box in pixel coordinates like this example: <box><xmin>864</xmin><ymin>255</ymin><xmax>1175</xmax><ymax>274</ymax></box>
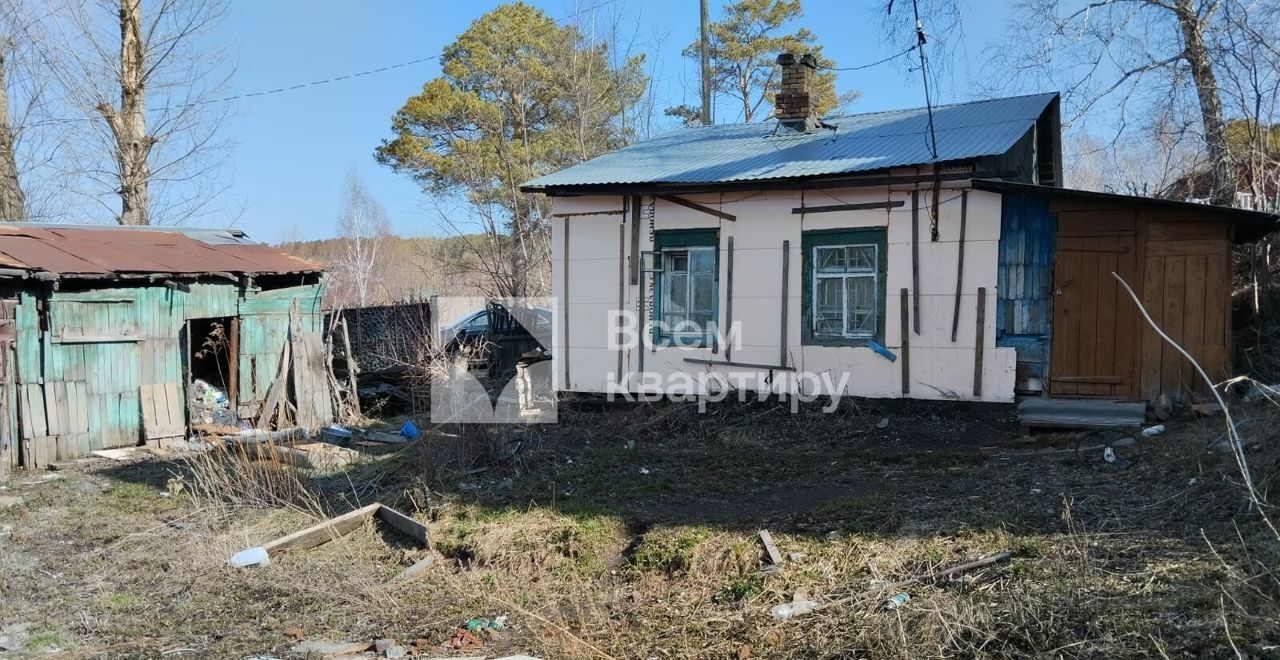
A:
<box><xmin>524</xmin><ymin>54</ymin><xmax>1276</xmax><ymax>406</ymax></box>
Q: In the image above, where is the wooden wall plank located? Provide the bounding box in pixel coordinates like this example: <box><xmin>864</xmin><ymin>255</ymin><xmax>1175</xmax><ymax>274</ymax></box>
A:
<box><xmin>1183</xmin><ymin>255</ymin><xmax>1207</xmax><ymax>397</ymax></box>
<box><xmin>1140</xmin><ymin>256</ymin><xmax>1166</xmax><ymax>399</ymax></box>
<box><xmin>1161</xmin><ymin>256</ymin><xmax>1187</xmax><ymax>398</ymax></box>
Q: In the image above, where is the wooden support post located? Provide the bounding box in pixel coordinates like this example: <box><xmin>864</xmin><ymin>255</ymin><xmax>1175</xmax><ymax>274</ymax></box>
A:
<box><xmin>950</xmin><ymin>190</ymin><xmax>968</xmax><ymax>343</ymax></box>
<box><xmin>228</xmin><ymin>317</ymin><xmax>239</xmax><ymax>411</ymax></box>
<box><xmin>780</xmin><ymin>240</ymin><xmax>790</xmax><ymax>367</ymax></box>
<box><xmin>726</xmin><ymin>235</ymin><xmax>734</xmax><ymax>362</ymax></box>
<box><xmin>911</xmin><ymin>190</ymin><xmax>921</xmax><ymax>335</ymax></box>
<box><xmin>340</xmin><ymin>316</ymin><xmax>361</xmax><ymax>418</ymax></box>
<box><xmin>975</xmin><ymin>286</ymin><xmax>986</xmax><ymax>397</ymax></box>
<box><xmin>629</xmin><ymin>196</ymin><xmax>642</xmax><ymax>285</ymax></box>
<box><xmin>616</xmin><ymin>221</ymin><xmax>625</xmax><ymax>384</ymax></box>
<box><xmin>900</xmin><ymin>288</ymin><xmax>911</xmax><ymax>395</ymax></box>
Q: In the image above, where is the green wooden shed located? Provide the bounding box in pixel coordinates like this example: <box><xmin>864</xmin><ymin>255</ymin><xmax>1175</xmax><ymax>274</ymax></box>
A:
<box><xmin>0</xmin><ymin>224</ymin><xmax>330</xmax><ymax>471</ymax></box>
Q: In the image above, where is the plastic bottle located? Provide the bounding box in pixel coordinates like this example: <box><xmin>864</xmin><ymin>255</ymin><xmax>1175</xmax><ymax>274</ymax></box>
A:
<box><xmin>228</xmin><ymin>546</ymin><xmax>270</xmax><ymax>568</ymax></box>
<box><xmin>885</xmin><ymin>592</ymin><xmax>910</xmax><ymax>610</ymax></box>
<box><xmin>770</xmin><ymin>599</ymin><xmax>820</xmax><ymax>620</ymax></box>
<box><xmin>1142</xmin><ymin>424</ymin><xmax>1166</xmax><ymax>437</ymax></box>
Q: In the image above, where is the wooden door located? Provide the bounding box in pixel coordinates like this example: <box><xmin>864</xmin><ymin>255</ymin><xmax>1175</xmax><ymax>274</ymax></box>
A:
<box><xmin>1050</xmin><ymin>232</ymin><xmax>1142</xmax><ymax>398</ymax></box>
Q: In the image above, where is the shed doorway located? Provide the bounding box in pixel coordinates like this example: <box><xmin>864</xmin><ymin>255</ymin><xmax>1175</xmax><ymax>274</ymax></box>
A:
<box><xmin>1048</xmin><ymin>227</ymin><xmax>1141</xmax><ymax>399</ymax></box>
<box><xmin>185</xmin><ymin>317</ymin><xmax>239</xmax><ymax>424</ymax></box>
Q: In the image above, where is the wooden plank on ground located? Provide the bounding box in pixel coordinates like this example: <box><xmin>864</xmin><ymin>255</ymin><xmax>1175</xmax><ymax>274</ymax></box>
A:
<box><xmin>261</xmin><ymin>503</ymin><xmax>429</xmax><ymax>556</ymax></box>
<box><xmin>758</xmin><ymin>530</ymin><xmax>783</xmax><ymax>566</ymax></box>
<box><xmin>377</xmin><ymin>505</ymin><xmax>430</xmax><ymax>546</ymax></box>
<box><xmin>262</xmin><ymin>503</ymin><xmax>381</xmax><ymax>554</ymax></box>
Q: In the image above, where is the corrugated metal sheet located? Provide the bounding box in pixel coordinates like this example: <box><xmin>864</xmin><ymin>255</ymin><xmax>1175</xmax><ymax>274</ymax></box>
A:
<box><xmin>0</xmin><ymin>224</ymin><xmax>322</xmax><ymax>278</ymax></box>
<box><xmin>523</xmin><ymin>93</ymin><xmax>1059</xmax><ymax>190</ymax></box>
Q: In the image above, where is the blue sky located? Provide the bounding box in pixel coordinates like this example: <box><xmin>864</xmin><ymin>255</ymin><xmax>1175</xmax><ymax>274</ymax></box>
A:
<box><xmin>218</xmin><ymin>1</ymin><xmax>1012</xmax><ymax>243</ymax></box>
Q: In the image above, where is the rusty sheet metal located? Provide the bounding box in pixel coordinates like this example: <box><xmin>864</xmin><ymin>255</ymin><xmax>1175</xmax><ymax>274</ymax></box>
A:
<box><xmin>0</xmin><ymin>224</ymin><xmax>321</xmax><ymax>277</ymax></box>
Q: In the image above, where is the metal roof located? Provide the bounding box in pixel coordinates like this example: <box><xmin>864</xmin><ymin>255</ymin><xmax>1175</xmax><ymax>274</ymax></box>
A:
<box><xmin>971</xmin><ymin>179</ymin><xmax>1280</xmax><ymax>243</ymax></box>
<box><xmin>523</xmin><ymin>92</ymin><xmax>1059</xmax><ymax>192</ymax></box>
<box><xmin>0</xmin><ymin>224</ymin><xmax>323</xmax><ymax>278</ymax></box>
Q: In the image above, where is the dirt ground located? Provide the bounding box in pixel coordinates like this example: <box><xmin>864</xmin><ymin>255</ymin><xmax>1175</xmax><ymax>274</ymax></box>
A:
<box><xmin>1</xmin><ymin>396</ymin><xmax>1278</xmax><ymax>659</ymax></box>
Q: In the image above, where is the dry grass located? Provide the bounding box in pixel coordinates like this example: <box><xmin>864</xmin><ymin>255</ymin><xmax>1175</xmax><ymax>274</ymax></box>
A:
<box><xmin>3</xmin><ymin>398</ymin><xmax>1280</xmax><ymax>658</ymax></box>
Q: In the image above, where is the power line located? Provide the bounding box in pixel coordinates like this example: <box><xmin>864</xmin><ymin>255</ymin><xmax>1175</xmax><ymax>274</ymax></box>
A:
<box><xmin>18</xmin><ymin>0</ymin><xmax>624</xmax><ymax>127</ymax></box>
<box><xmin>911</xmin><ymin>0</ymin><xmax>939</xmax><ymax>160</ymax></box>
<box><xmin>818</xmin><ymin>45</ymin><xmax>916</xmax><ymax>72</ymax></box>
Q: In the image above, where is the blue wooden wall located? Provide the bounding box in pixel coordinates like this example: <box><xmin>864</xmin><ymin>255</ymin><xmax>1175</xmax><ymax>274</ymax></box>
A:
<box><xmin>995</xmin><ymin>191</ymin><xmax>1056</xmax><ymax>387</ymax></box>
<box><xmin>7</xmin><ymin>279</ymin><xmax>322</xmax><ymax>464</ymax></box>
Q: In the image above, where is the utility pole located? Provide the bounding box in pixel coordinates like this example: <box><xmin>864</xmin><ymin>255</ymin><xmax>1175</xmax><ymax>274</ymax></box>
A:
<box><xmin>700</xmin><ymin>0</ymin><xmax>711</xmax><ymax>125</ymax></box>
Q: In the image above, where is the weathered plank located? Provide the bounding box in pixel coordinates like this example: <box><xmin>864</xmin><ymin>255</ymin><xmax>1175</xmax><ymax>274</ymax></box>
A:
<box><xmin>900</xmin><ymin>288</ymin><xmax>910</xmax><ymax>396</ymax></box>
<box><xmin>974</xmin><ymin>287</ymin><xmax>986</xmax><ymax>397</ymax></box>
<box><xmin>262</xmin><ymin>503</ymin><xmax>382</xmax><ymax>554</ymax></box>
<box><xmin>377</xmin><ymin>505</ymin><xmax>430</xmax><ymax>546</ymax></box>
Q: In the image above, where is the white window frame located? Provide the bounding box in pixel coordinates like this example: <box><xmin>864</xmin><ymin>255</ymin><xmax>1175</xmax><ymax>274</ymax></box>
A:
<box><xmin>811</xmin><ymin>243</ymin><xmax>879</xmax><ymax>339</ymax></box>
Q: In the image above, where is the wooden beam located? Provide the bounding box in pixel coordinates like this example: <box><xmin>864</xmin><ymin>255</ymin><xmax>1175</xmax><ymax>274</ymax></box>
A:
<box><xmin>950</xmin><ymin>190</ymin><xmax>968</xmax><ymax>343</ymax></box>
<box><xmin>780</xmin><ymin>240</ymin><xmax>790</xmax><ymax>367</ymax></box>
<box><xmin>263</xmin><ymin>503</ymin><xmax>381</xmax><ymax>554</ymax></box>
<box><xmin>616</xmin><ymin>221</ymin><xmax>626</xmax><ymax>384</ymax></box>
<box><xmin>377</xmin><ymin>504</ymin><xmax>430</xmax><ymax>545</ymax></box>
<box><xmin>261</xmin><ymin>503</ymin><xmax>429</xmax><ymax>556</ymax></box>
<box><xmin>911</xmin><ymin>191</ymin><xmax>921</xmax><ymax>335</ymax></box>
<box><xmin>975</xmin><ymin>287</ymin><xmax>986</xmax><ymax>397</ymax></box>
<box><xmin>758</xmin><ymin>530</ymin><xmax>783</xmax><ymax>566</ymax></box>
<box><xmin>629</xmin><ymin>196</ymin><xmax>641</xmax><ymax>285</ymax></box>
<box><xmin>683</xmin><ymin>357</ymin><xmax>796</xmax><ymax>372</ymax></box>
<box><xmin>725</xmin><ymin>235</ymin><xmax>734</xmax><ymax>362</ymax></box>
<box><xmin>791</xmin><ymin>200</ymin><xmax>905</xmax><ymax>214</ymax></box>
<box><xmin>900</xmin><ymin>288</ymin><xmax>911</xmax><ymax>396</ymax></box>
<box><xmin>551</xmin><ymin>208</ymin><xmax>625</xmax><ymax>218</ymax></box>
<box><xmin>656</xmin><ymin>194</ymin><xmax>736</xmax><ymax>221</ymax></box>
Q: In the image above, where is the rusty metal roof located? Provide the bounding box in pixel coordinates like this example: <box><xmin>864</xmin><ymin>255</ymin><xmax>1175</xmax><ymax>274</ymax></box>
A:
<box><xmin>0</xmin><ymin>224</ymin><xmax>322</xmax><ymax>278</ymax></box>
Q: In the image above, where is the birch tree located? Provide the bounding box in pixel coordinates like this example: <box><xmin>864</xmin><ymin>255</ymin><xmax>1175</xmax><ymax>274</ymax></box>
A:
<box><xmin>335</xmin><ymin>170</ymin><xmax>391</xmax><ymax>309</ymax></box>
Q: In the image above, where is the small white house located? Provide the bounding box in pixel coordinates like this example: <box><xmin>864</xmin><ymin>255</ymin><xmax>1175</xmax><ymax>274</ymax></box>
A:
<box><xmin>524</xmin><ymin>56</ymin><xmax>1276</xmax><ymax>406</ymax></box>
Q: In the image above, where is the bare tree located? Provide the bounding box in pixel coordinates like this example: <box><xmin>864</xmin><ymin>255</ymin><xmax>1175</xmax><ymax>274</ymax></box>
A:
<box><xmin>33</xmin><ymin>0</ymin><xmax>233</xmax><ymax>225</ymax></box>
<box><xmin>995</xmin><ymin>0</ymin><xmax>1270</xmax><ymax>206</ymax></box>
<box><xmin>0</xmin><ymin>35</ymin><xmax>24</xmax><ymax>220</ymax></box>
<box><xmin>335</xmin><ymin>170</ymin><xmax>391</xmax><ymax>309</ymax></box>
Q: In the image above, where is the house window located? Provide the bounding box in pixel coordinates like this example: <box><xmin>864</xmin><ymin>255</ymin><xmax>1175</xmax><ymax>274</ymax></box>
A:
<box><xmin>802</xmin><ymin>228</ymin><xmax>887</xmax><ymax>346</ymax></box>
<box><xmin>653</xmin><ymin>229</ymin><xmax>718</xmax><ymax>346</ymax></box>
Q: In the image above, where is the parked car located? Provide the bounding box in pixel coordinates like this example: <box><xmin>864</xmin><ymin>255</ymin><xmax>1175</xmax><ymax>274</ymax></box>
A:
<box><xmin>442</xmin><ymin>305</ymin><xmax>552</xmax><ymax>357</ymax></box>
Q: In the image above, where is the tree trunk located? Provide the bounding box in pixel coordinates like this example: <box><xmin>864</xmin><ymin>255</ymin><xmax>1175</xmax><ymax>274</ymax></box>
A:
<box><xmin>0</xmin><ymin>47</ymin><xmax>25</xmax><ymax>222</ymax></box>
<box><xmin>97</xmin><ymin>0</ymin><xmax>150</xmax><ymax>225</ymax></box>
<box><xmin>1175</xmin><ymin>0</ymin><xmax>1236</xmax><ymax>207</ymax></box>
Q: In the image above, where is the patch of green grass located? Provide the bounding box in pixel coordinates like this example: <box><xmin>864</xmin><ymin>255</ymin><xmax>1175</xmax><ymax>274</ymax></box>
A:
<box><xmin>25</xmin><ymin>631</ymin><xmax>66</xmax><ymax>652</ymax></box>
<box><xmin>715</xmin><ymin>574</ymin><xmax>765</xmax><ymax>603</ymax></box>
<box><xmin>627</xmin><ymin>527</ymin><xmax>709</xmax><ymax>575</ymax></box>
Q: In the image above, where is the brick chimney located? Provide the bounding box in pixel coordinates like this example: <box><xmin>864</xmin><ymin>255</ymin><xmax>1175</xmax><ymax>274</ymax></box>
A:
<box><xmin>775</xmin><ymin>52</ymin><xmax>819</xmax><ymax>131</ymax></box>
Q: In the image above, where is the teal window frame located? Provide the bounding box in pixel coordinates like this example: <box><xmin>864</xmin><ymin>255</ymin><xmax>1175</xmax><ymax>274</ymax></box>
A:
<box><xmin>652</xmin><ymin>228</ymin><xmax>719</xmax><ymax>347</ymax></box>
<box><xmin>801</xmin><ymin>228</ymin><xmax>888</xmax><ymax>347</ymax></box>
